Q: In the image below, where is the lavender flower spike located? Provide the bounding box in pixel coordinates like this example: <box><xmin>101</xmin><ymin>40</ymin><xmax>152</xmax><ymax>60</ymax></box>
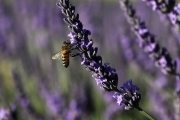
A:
<box><xmin>56</xmin><ymin>1</ymin><xmax>155</xmax><ymax>119</ymax></box>
<box><xmin>113</xmin><ymin>80</ymin><xmax>141</xmax><ymax>110</ymax></box>
<box><xmin>113</xmin><ymin>80</ymin><xmax>154</xmax><ymax>120</ymax></box>
<box><xmin>57</xmin><ymin>0</ymin><xmax>118</xmax><ymax>91</ymax></box>
<box><xmin>120</xmin><ymin>0</ymin><xmax>177</xmax><ymax>76</ymax></box>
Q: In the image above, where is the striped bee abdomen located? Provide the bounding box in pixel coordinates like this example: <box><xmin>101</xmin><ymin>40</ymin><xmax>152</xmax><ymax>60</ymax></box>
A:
<box><xmin>61</xmin><ymin>50</ymin><xmax>70</xmax><ymax>68</ymax></box>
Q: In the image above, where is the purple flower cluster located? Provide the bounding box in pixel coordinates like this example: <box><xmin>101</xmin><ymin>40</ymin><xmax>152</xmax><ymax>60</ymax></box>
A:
<box><xmin>0</xmin><ymin>105</ymin><xmax>17</xmax><ymax>120</ymax></box>
<box><xmin>113</xmin><ymin>80</ymin><xmax>141</xmax><ymax>110</ymax></box>
<box><xmin>57</xmin><ymin>0</ymin><xmax>118</xmax><ymax>91</ymax></box>
<box><xmin>0</xmin><ymin>108</ymin><xmax>10</xmax><ymax>120</ymax></box>
<box><xmin>56</xmin><ymin>0</ymin><xmax>141</xmax><ymax>110</ymax></box>
<box><xmin>120</xmin><ymin>0</ymin><xmax>177</xmax><ymax>75</ymax></box>
<box><xmin>143</xmin><ymin>0</ymin><xmax>180</xmax><ymax>32</ymax></box>
<box><xmin>142</xmin><ymin>0</ymin><xmax>175</xmax><ymax>13</ymax></box>
<box><xmin>169</xmin><ymin>3</ymin><xmax>180</xmax><ymax>25</ymax></box>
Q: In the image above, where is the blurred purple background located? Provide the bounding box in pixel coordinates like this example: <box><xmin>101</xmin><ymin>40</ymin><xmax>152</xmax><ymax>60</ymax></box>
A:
<box><xmin>0</xmin><ymin>0</ymin><xmax>179</xmax><ymax>119</ymax></box>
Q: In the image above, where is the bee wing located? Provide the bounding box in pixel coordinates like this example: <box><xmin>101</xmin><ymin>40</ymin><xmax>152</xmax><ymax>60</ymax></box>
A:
<box><xmin>52</xmin><ymin>51</ymin><xmax>62</xmax><ymax>60</ymax></box>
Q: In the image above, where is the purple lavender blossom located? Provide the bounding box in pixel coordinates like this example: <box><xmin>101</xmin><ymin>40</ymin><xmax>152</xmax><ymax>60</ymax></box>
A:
<box><xmin>0</xmin><ymin>108</ymin><xmax>10</xmax><ymax>120</ymax></box>
<box><xmin>0</xmin><ymin>105</ymin><xmax>18</xmax><ymax>120</ymax></box>
<box><xmin>57</xmin><ymin>0</ymin><xmax>118</xmax><ymax>91</ymax></box>
<box><xmin>142</xmin><ymin>0</ymin><xmax>175</xmax><ymax>13</ymax></box>
<box><xmin>169</xmin><ymin>3</ymin><xmax>180</xmax><ymax>25</ymax></box>
<box><xmin>113</xmin><ymin>80</ymin><xmax>141</xmax><ymax>110</ymax></box>
<box><xmin>120</xmin><ymin>0</ymin><xmax>177</xmax><ymax>75</ymax></box>
<box><xmin>55</xmin><ymin>1</ymin><xmax>155</xmax><ymax>119</ymax></box>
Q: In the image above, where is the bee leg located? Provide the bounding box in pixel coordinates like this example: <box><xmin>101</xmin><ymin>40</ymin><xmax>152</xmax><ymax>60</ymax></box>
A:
<box><xmin>71</xmin><ymin>44</ymin><xmax>85</xmax><ymax>52</ymax></box>
<box><xmin>75</xmin><ymin>45</ymin><xmax>86</xmax><ymax>52</ymax></box>
<box><xmin>70</xmin><ymin>47</ymin><xmax>77</xmax><ymax>50</ymax></box>
<box><xmin>70</xmin><ymin>44</ymin><xmax>80</xmax><ymax>50</ymax></box>
<box><xmin>70</xmin><ymin>52</ymin><xmax>82</xmax><ymax>57</ymax></box>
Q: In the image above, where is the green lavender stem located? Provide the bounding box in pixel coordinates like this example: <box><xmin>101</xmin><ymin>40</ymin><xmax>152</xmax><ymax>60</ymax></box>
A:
<box><xmin>114</xmin><ymin>88</ymin><xmax>155</xmax><ymax>120</ymax></box>
<box><xmin>136</xmin><ymin>106</ymin><xmax>155</xmax><ymax>120</ymax></box>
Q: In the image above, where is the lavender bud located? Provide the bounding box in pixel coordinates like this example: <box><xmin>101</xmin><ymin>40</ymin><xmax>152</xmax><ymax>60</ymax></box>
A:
<box><xmin>113</xmin><ymin>80</ymin><xmax>141</xmax><ymax>110</ymax></box>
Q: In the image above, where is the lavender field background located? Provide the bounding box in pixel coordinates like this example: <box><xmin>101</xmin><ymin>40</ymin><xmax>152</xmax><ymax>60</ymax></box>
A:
<box><xmin>0</xmin><ymin>0</ymin><xmax>180</xmax><ymax>120</ymax></box>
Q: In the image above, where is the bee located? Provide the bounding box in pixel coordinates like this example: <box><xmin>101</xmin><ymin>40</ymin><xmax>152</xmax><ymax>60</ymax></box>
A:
<box><xmin>52</xmin><ymin>40</ymin><xmax>79</xmax><ymax>68</ymax></box>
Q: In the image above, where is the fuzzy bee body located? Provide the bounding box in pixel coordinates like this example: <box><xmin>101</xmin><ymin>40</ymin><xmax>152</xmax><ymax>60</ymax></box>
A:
<box><xmin>52</xmin><ymin>40</ymin><xmax>72</xmax><ymax>68</ymax></box>
<box><xmin>61</xmin><ymin>48</ymin><xmax>70</xmax><ymax>68</ymax></box>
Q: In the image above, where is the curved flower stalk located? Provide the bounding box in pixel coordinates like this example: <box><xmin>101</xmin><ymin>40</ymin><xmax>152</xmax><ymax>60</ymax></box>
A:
<box><xmin>56</xmin><ymin>0</ymin><xmax>155</xmax><ymax>119</ymax></box>
<box><xmin>142</xmin><ymin>0</ymin><xmax>175</xmax><ymax>14</ymax></box>
<box><xmin>142</xmin><ymin>1</ymin><xmax>180</xmax><ymax>118</ymax></box>
<box><xmin>120</xmin><ymin>0</ymin><xmax>178</xmax><ymax>76</ymax></box>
